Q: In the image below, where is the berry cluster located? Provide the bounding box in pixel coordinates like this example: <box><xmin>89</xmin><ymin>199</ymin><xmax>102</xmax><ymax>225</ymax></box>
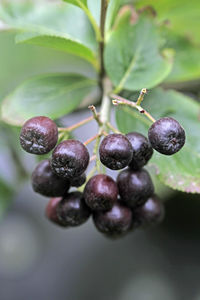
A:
<box><xmin>20</xmin><ymin>115</ymin><xmax>185</xmax><ymax>238</ymax></box>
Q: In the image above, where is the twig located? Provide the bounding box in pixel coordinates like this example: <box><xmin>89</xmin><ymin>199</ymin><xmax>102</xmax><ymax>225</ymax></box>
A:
<box><xmin>58</xmin><ymin>115</ymin><xmax>94</xmax><ymax>132</ymax></box>
<box><xmin>111</xmin><ymin>93</ymin><xmax>156</xmax><ymax>123</ymax></box>
<box><xmin>84</xmin><ymin>134</ymin><xmax>100</xmax><ymax>146</ymax></box>
<box><xmin>88</xmin><ymin>105</ymin><xmax>103</xmax><ymax>126</ymax></box>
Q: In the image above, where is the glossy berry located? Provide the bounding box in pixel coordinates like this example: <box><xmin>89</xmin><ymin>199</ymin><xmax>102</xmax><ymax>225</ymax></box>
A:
<box><xmin>148</xmin><ymin>117</ymin><xmax>185</xmax><ymax>155</ymax></box>
<box><xmin>93</xmin><ymin>201</ymin><xmax>133</xmax><ymax>237</ymax></box>
<box><xmin>20</xmin><ymin>116</ymin><xmax>58</xmax><ymax>155</ymax></box>
<box><xmin>45</xmin><ymin>197</ymin><xmax>66</xmax><ymax>227</ymax></box>
<box><xmin>51</xmin><ymin>140</ymin><xmax>90</xmax><ymax>179</ymax></box>
<box><xmin>56</xmin><ymin>192</ymin><xmax>91</xmax><ymax>226</ymax></box>
<box><xmin>126</xmin><ymin>132</ymin><xmax>153</xmax><ymax>170</ymax></box>
<box><xmin>134</xmin><ymin>195</ymin><xmax>165</xmax><ymax>228</ymax></box>
<box><xmin>31</xmin><ymin>160</ymin><xmax>70</xmax><ymax>197</ymax></box>
<box><xmin>84</xmin><ymin>174</ymin><xmax>118</xmax><ymax>211</ymax></box>
<box><xmin>99</xmin><ymin>134</ymin><xmax>133</xmax><ymax>170</ymax></box>
<box><xmin>117</xmin><ymin>168</ymin><xmax>154</xmax><ymax>208</ymax></box>
<box><xmin>70</xmin><ymin>173</ymin><xmax>86</xmax><ymax>188</ymax></box>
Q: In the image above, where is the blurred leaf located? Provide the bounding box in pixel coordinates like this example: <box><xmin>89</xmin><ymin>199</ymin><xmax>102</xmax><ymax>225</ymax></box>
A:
<box><xmin>87</xmin><ymin>0</ymin><xmax>101</xmax><ymax>26</ymax></box>
<box><xmin>135</xmin><ymin>0</ymin><xmax>200</xmax><ymax>45</ymax></box>
<box><xmin>63</xmin><ymin>0</ymin><xmax>87</xmax><ymax>7</ymax></box>
<box><xmin>106</xmin><ymin>0</ymin><xmax>121</xmax><ymax>31</ymax></box>
<box><xmin>116</xmin><ymin>88</ymin><xmax>200</xmax><ymax>193</ymax></box>
<box><xmin>162</xmin><ymin>30</ymin><xmax>200</xmax><ymax>83</ymax></box>
<box><xmin>1</xmin><ymin>73</ymin><xmax>97</xmax><ymax>126</ymax></box>
<box><xmin>0</xmin><ymin>1</ymin><xmax>98</xmax><ymax>67</ymax></box>
<box><xmin>104</xmin><ymin>13</ymin><xmax>173</xmax><ymax>92</ymax></box>
<box><xmin>0</xmin><ymin>178</ymin><xmax>13</xmax><ymax>219</ymax></box>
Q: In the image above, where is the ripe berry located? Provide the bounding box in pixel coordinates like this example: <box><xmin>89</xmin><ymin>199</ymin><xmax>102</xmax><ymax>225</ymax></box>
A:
<box><xmin>117</xmin><ymin>168</ymin><xmax>154</xmax><ymax>208</ymax></box>
<box><xmin>84</xmin><ymin>174</ymin><xmax>118</xmax><ymax>211</ymax></box>
<box><xmin>70</xmin><ymin>173</ymin><xmax>86</xmax><ymax>188</ymax></box>
<box><xmin>51</xmin><ymin>140</ymin><xmax>90</xmax><ymax>179</ymax></box>
<box><xmin>20</xmin><ymin>116</ymin><xmax>58</xmax><ymax>155</ymax></box>
<box><xmin>134</xmin><ymin>195</ymin><xmax>165</xmax><ymax>228</ymax></box>
<box><xmin>99</xmin><ymin>134</ymin><xmax>133</xmax><ymax>170</ymax></box>
<box><xmin>45</xmin><ymin>197</ymin><xmax>66</xmax><ymax>227</ymax></box>
<box><xmin>148</xmin><ymin>117</ymin><xmax>185</xmax><ymax>155</ymax></box>
<box><xmin>31</xmin><ymin>159</ymin><xmax>70</xmax><ymax>197</ymax></box>
<box><xmin>93</xmin><ymin>201</ymin><xmax>133</xmax><ymax>237</ymax></box>
<box><xmin>56</xmin><ymin>192</ymin><xmax>91</xmax><ymax>226</ymax></box>
<box><xmin>126</xmin><ymin>132</ymin><xmax>153</xmax><ymax>170</ymax></box>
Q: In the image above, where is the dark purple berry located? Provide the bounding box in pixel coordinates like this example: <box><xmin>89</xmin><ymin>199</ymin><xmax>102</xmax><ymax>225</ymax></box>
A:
<box><xmin>126</xmin><ymin>132</ymin><xmax>153</xmax><ymax>170</ymax></box>
<box><xmin>70</xmin><ymin>173</ymin><xmax>86</xmax><ymax>188</ymax></box>
<box><xmin>93</xmin><ymin>201</ymin><xmax>133</xmax><ymax>237</ymax></box>
<box><xmin>84</xmin><ymin>174</ymin><xmax>118</xmax><ymax>211</ymax></box>
<box><xmin>117</xmin><ymin>168</ymin><xmax>154</xmax><ymax>208</ymax></box>
<box><xmin>133</xmin><ymin>195</ymin><xmax>165</xmax><ymax>228</ymax></box>
<box><xmin>56</xmin><ymin>192</ymin><xmax>91</xmax><ymax>226</ymax></box>
<box><xmin>148</xmin><ymin>117</ymin><xmax>185</xmax><ymax>155</ymax></box>
<box><xmin>51</xmin><ymin>140</ymin><xmax>90</xmax><ymax>179</ymax></box>
<box><xmin>31</xmin><ymin>160</ymin><xmax>70</xmax><ymax>197</ymax></box>
<box><xmin>45</xmin><ymin>197</ymin><xmax>67</xmax><ymax>227</ymax></box>
<box><xmin>20</xmin><ymin>116</ymin><xmax>58</xmax><ymax>155</ymax></box>
<box><xmin>99</xmin><ymin>134</ymin><xmax>133</xmax><ymax>170</ymax></box>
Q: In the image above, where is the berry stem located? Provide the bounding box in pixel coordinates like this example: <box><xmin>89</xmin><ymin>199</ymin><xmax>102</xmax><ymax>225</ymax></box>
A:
<box><xmin>111</xmin><ymin>93</ymin><xmax>156</xmax><ymax>123</ymax></box>
<box><xmin>106</xmin><ymin>122</ymin><xmax>121</xmax><ymax>133</ymax></box>
<box><xmin>84</xmin><ymin>134</ymin><xmax>100</xmax><ymax>146</ymax></box>
<box><xmin>88</xmin><ymin>105</ymin><xmax>103</xmax><ymax>126</ymax></box>
<box><xmin>58</xmin><ymin>115</ymin><xmax>94</xmax><ymax>132</ymax></box>
<box><xmin>136</xmin><ymin>88</ymin><xmax>148</xmax><ymax>106</ymax></box>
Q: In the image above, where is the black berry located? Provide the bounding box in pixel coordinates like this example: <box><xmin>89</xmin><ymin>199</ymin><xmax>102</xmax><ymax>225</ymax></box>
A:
<box><xmin>56</xmin><ymin>192</ymin><xmax>91</xmax><ymax>226</ymax></box>
<box><xmin>99</xmin><ymin>134</ymin><xmax>133</xmax><ymax>170</ymax></box>
<box><xmin>93</xmin><ymin>201</ymin><xmax>133</xmax><ymax>237</ymax></box>
<box><xmin>51</xmin><ymin>140</ymin><xmax>90</xmax><ymax>179</ymax></box>
<box><xmin>20</xmin><ymin>116</ymin><xmax>58</xmax><ymax>155</ymax></box>
<box><xmin>31</xmin><ymin>160</ymin><xmax>70</xmax><ymax>197</ymax></box>
<box><xmin>84</xmin><ymin>174</ymin><xmax>118</xmax><ymax>211</ymax></box>
<box><xmin>45</xmin><ymin>197</ymin><xmax>67</xmax><ymax>227</ymax></box>
<box><xmin>134</xmin><ymin>195</ymin><xmax>165</xmax><ymax>228</ymax></box>
<box><xmin>148</xmin><ymin>117</ymin><xmax>185</xmax><ymax>155</ymax></box>
<box><xmin>126</xmin><ymin>132</ymin><xmax>153</xmax><ymax>170</ymax></box>
<box><xmin>117</xmin><ymin>168</ymin><xmax>154</xmax><ymax>208</ymax></box>
<box><xmin>70</xmin><ymin>173</ymin><xmax>86</xmax><ymax>188</ymax></box>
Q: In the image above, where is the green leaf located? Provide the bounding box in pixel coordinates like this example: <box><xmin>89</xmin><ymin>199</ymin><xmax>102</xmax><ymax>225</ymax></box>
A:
<box><xmin>106</xmin><ymin>0</ymin><xmax>121</xmax><ymax>31</ymax></box>
<box><xmin>135</xmin><ymin>0</ymin><xmax>200</xmax><ymax>45</ymax></box>
<box><xmin>87</xmin><ymin>0</ymin><xmax>101</xmax><ymax>26</ymax></box>
<box><xmin>0</xmin><ymin>1</ymin><xmax>98</xmax><ymax>68</ymax></box>
<box><xmin>116</xmin><ymin>88</ymin><xmax>200</xmax><ymax>193</ymax></box>
<box><xmin>0</xmin><ymin>178</ymin><xmax>13</xmax><ymax>219</ymax></box>
<box><xmin>1</xmin><ymin>74</ymin><xmax>97</xmax><ymax>126</ymax></box>
<box><xmin>162</xmin><ymin>30</ymin><xmax>200</xmax><ymax>83</ymax></box>
<box><xmin>63</xmin><ymin>0</ymin><xmax>87</xmax><ymax>8</ymax></box>
<box><xmin>104</xmin><ymin>13</ymin><xmax>173</xmax><ymax>92</ymax></box>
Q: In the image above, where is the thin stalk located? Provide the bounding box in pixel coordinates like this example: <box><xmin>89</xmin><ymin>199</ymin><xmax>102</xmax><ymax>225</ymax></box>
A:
<box><xmin>84</xmin><ymin>134</ymin><xmax>100</xmax><ymax>146</ymax></box>
<box><xmin>58</xmin><ymin>115</ymin><xmax>94</xmax><ymax>132</ymax></box>
<box><xmin>111</xmin><ymin>93</ymin><xmax>156</xmax><ymax>123</ymax></box>
<box><xmin>99</xmin><ymin>0</ymin><xmax>109</xmax><ymax>77</ymax></box>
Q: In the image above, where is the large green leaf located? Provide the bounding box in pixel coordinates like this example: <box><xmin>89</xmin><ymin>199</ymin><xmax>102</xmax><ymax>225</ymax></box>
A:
<box><xmin>162</xmin><ymin>30</ymin><xmax>200</xmax><ymax>83</ymax></box>
<box><xmin>135</xmin><ymin>0</ymin><xmax>200</xmax><ymax>45</ymax></box>
<box><xmin>104</xmin><ymin>12</ymin><xmax>173</xmax><ymax>92</ymax></box>
<box><xmin>116</xmin><ymin>88</ymin><xmax>200</xmax><ymax>193</ymax></box>
<box><xmin>1</xmin><ymin>74</ymin><xmax>97</xmax><ymax>126</ymax></box>
<box><xmin>0</xmin><ymin>1</ymin><xmax>98</xmax><ymax>67</ymax></box>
